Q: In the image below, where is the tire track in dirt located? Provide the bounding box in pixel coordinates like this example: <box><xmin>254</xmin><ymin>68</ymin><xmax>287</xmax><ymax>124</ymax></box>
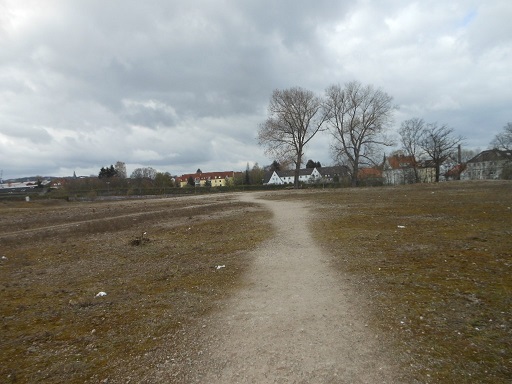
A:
<box><xmin>0</xmin><ymin>199</ymin><xmax>232</xmax><ymax>240</ymax></box>
<box><xmin>184</xmin><ymin>192</ymin><xmax>401</xmax><ymax>383</ymax></box>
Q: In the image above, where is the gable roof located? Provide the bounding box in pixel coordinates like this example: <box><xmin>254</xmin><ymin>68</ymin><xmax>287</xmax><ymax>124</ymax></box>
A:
<box><xmin>358</xmin><ymin>167</ymin><xmax>382</xmax><ymax>179</ymax></box>
<box><xmin>176</xmin><ymin>171</ymin><xmax>234</xmax><ymax>183</ymax></box>
<box><xmin>417</xmin><ymin>159</ymin><xmax>437</xmax><ymax>168</ymax></box>
<box><xmin>317</xmin><ymin>166</ymin><xmax>349</xmax><ymax>178</ymax></box>
<box><xmin>385</xmin><ymin>154</ymin><xmax>416</xmax><ymax>169</ymax></box>
<box><xmin>444</xmin><ymin>163</ymin><xmax>467</xmax><ymax>177</ymax></box>
<box><xmin>262</xmin><ymin>170</ymin><xmax>281</xmax><ymax>184</ymax></box>
<box><xmin>467</xmin><ymin>149</ymin><xmax>512</xmax><ymax>163</ymax></box>
<box><xmin>262</xmin><ymin>166</ymin><xmax>349</xmax><ymax>184</ymax></box>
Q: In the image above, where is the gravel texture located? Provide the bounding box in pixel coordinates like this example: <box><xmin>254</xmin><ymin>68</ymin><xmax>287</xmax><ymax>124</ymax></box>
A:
<box><xmin>154</xmin><ymin>192</ymin><xmax>401</xmax><ymax>383</ymax></box>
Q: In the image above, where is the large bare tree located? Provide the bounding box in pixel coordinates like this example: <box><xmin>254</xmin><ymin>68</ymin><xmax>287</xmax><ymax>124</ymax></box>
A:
<box><xmin>419</xmin><ymin>123</ymin><xmax>463</xmax><ymax>182</ymax></box>
<box><xmin>490</xmin><ymin>122</ymin><xmax>512</xmax><ymax>151</ymax></box>
<box><xmin>258</xmin><ymin>87</ymin><xmax>326</xmax><ymax>188</ymax></box>
<box><xmin>398</xmin><ymin>118</ymin><xmax>425</xmax><ymax>183</ymax></box>
<box><xmin>324</xmin><ymin>81</ymin><xmax>395</xmax><ymax>186</ymax></box>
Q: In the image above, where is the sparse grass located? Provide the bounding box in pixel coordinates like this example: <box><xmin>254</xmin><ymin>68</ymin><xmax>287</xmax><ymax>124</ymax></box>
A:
<box><xmin>275</xmin><ymin>181</ymin><xmax>512</xmax><ymax>383</ymax></box>
<box><xmin>0</xmin><ymin>195</ymin><xmax>272</xmax><ymax>383</ymax></box>
<box><xmin>3</xmin><ymin>184</ymin><xmax>511</xmax><ymax>383</ymax></box>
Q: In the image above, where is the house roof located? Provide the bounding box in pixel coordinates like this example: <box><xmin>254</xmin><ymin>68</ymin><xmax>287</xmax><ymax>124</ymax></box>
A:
<box><xmin>358</xmin><ymin>167</ymin><xmax>382</xmax><ymax>179</ymax></box>
<box><xmin>281</xmin><ymin>168</ymin><xmax>316</xmax><ymax>177</ymax></box>
<box><xmin>263</xmin><ymin>166</ymin><xmax>349</xmax><ymax>183</ymax></box>
<box><xmin>467</xmin><ymin>149</ymin><xmax>512</xmax><ymax>163</ymax></box>
<box><xmin>176</xmin><ymin>171</ymin><xmax>234</xmax><ymax>183</ymax></box>
<box><xmin>417</xmin><ymin>159</ymin><xmax>437</xmax><ymax>168</ymax></box>
<box><xmin>444</xmin><ymin>163</ymin><xmax>467</xmax><ymax>177</ymax></box>
<box><xmin>317</xmin><ymin>166</ymin><xmax>349</xmax><ymax>177</ymax></box>
<box><xmin>385</xmin><ymin>154</ymin><xmax>416</xmax><ymax>169</ymax></box>
<box><xmin>274</xmin><ymin>166</ymin><xmax>349</xmax><ymax>178</ymax></box>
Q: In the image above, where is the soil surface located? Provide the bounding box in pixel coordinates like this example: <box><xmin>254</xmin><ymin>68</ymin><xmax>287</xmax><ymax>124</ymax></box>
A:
<box><xmin>159</xmin><ymin>192</ymin><xmax>401</xmax><ymax>383</ymax></box>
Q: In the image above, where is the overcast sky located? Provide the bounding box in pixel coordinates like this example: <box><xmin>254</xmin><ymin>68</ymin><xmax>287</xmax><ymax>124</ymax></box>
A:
<box><xmin>1</xmin><ymin>0</ymin><xmax>511</xmax><ymax>179</ymax></box>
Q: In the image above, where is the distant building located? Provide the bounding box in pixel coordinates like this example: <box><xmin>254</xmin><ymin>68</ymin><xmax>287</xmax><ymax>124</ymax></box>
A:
<box><xmin>416</xmin><ymin>159</ymin><xmax>437</xmax><ymax>183</ymax></box>
<box><xmin>357</xmin><ymin>167</ymin><xmax>383</xmax><ymax>186</ymax></box>
<box><xmin>263</xmin><ymin>166</ymin><xmax>348</xmax><ymax>185</ymax></box>
<box><xmin>175</xmin><ymin>171</ymin><xmax>236</xmax><ymax>187</ymax></box>
<box><xmin>444</xmin><ymin>163</ymin><xmax>467</xmax><ymax>181</ymax></box>
<box><xmin>461</xmin><ymin>149</ymin><xmax>512</xmax><ymax>180</ymax></box>
<box><xmin>382</xmin><ymin>154</ymin><xmax>416</xmax><ymax>185</ymax></box>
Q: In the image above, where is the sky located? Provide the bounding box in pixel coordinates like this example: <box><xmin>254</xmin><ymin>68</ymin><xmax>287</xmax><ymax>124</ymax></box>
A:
<box><xmin>1</xmin><ymin>0</ymin><xmax>511</xmax><ymax>179</ymax></box>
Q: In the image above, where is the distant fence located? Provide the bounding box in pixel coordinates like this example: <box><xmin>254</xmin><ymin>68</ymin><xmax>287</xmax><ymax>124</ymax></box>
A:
<box><xmin>0</xmin><ymin>182</ymin><xmax>369</xmax><ymax>202</ymax></box>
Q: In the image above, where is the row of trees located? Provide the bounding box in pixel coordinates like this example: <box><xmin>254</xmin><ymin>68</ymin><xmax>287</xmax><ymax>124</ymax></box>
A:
<box><xmin>99</xmin><ymin>162</ymin><xmax>168</xmax><ymax>182</ymax></box>
<box><xmin>96</xmin><ymin>161</ymin><xmax>176</xmax><ymax>192</ymax></box>
<box><xmin>258</xmin><ymin>81</ymin><xmax>509</xmax><ymax>187</ymax></box>
<box><xmin>491</xmin><ymin>122</ymin><xmax>512</xmax><ymax>151</ymax></box>
<box><xmin>258</xmin><ymin>81</ymin><xmax>397</xmax><ymax>188</ymax></box>
<box><xmin>399</xmin><ymin>119</ymin><xmax>463</xmax><ymax>182</ymax></box>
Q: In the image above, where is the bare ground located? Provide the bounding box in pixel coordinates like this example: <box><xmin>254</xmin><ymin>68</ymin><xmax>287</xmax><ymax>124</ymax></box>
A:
<box><xmin>3</xmin><ymin>182</ymin><xmax>509</xmax><ymax>383</ymax></box>
<box><xmin>152</xmin><ymin>192</ymin><xmax>402</xmax><ymax>383</ymax></box>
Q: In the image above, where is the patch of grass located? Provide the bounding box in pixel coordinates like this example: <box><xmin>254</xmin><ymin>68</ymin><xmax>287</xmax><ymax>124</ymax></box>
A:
<box><xmin>288</xmin><ymin>181</ymin><xmax>512</xmax><ymax>383</ymax></box>
<box><xmin>0</xmin><ymin>196</ymin><xmax>272</xmax><ymax>383</ymax></box>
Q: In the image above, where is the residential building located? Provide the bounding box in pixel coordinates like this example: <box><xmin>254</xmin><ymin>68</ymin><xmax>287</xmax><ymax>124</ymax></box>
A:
<box><xmin>263</xmin><ymin>166</ymin><xmax>348</xmax><ymax>185</ymax></box>
<box><xmin>175</xmin><ymin>171</ymin><xmax>236</xmax><ymax>187</ymax></box>
<box><xmin>357</xmin><ymin>167</ymin><xmax>383</xmax><ymax>186</ymax></box>
<box><xmin>444</xmin><ymin>163</ymin><xmax>467</xmax><ymax>181</ymax></box>
<box><xmin>417</xmin><ymin>159</ymin><xmax>437</xmax><ymax>183</ymax></box>
<box><xmin>316</xmin><ymin>166</ymin><xmax>350</xmax><ymax>183</ymax></box>
<box><xmin>382</xmin><ymin>154</ymin><xmax>416</xmax><ymax>185</ymax></box>
<box><xmin>461</xmin><ymin>149</ymin><xmax>512</xmax><ymax>180</ymax></box>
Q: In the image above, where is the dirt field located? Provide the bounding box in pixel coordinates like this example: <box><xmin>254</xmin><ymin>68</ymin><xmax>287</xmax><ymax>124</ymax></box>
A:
<box><xmin>0</xmin><ymin>194</ymin><xmax>272</xmax><ymax>383</ymax></box>
<box><xmin>1</xmin><ymin>181</ymin><xmax>511</xmax><ymax>383</ymax></box>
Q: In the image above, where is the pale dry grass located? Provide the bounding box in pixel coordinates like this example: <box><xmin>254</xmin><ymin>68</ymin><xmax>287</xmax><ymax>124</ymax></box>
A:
<box><xmin>274</xmin><ymin>181</ymin><xmax>512</xmax><ymax>383</ymax></box>
<box><xmin>0</xmin><ymin>195</ymin><xmax>272</xmax><ymax>383</ymax></box>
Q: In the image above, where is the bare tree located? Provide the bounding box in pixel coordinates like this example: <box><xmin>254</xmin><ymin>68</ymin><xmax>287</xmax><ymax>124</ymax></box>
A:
<box><xmin>258</xmin><ymin>87</ymin><xmax>327</xmax><ymax>188</ymax></box>
<box><xmin>325</xmin><ymin>81</ymin><xmax>395</xmax><ymax>186</ymax></box>
<box><xmin>154</xmin><ymin>172</ymin><xmax>174</xmax><ymax>192</ymax></box>
<box><xmin>460</xmin><ymin>148</ymin><xmax>480</xmax><ymax>163</ymax></box>
<box><xmin>398</xmin><ymin>118</ymin><xmax>425</xmax><ymax>182</ymax></box>
<box><xmin>490</xmin><ymin>122</ymin><xmax>512</xmax><ymax>151</ymax></box>
<box><xmin>130</xmin><ymin>167</ymin><xmax>157</xmax><ymax>180</ymax></box>
<box><xmin>419</xmin><ymin>123</ymin><xmax>463</xmax><ymax>182</ymax></box>
<box><xmin>114</xmin><ymin>161</ymin><xmax>127</xmax><ymax>179</ymax></box>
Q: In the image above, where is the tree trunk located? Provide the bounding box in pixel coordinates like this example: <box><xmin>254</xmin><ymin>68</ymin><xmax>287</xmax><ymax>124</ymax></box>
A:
<box><xmin>294</xmin><ymin>162</ymin><xmax>301</xmax><ymax>189</ymax></box>
<box><xmin>435</xmin><ymin>164</ymin><xmax>441</xmax><ymax>182</ymax></box>
<box><xmin>413</xmin><ymin>166</ymin><xmax>420</xmax><ymax>183</ymax></box>
<box><xmin>350</xmin><ymin>170</ymin><xmax>358</xmax><ymax>187</ymax></box>
<box><xmin>351</xmin><ymin>160</ymin><xmax>359</xmax><ymax>187</ymax></box>
<box><xmin>293</xmin><ymin>150</ymin><xmax>303</xmax><ymax>189</ymax></box>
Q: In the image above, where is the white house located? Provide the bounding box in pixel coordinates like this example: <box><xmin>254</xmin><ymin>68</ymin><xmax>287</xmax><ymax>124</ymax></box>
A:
<box><xmin>382</xmin><ymin>154</ymin><xmax>417</xmax><ymax>185</ymax></box>
<box><xmin>461</xmin><ymin>149</ymin><xmax>512</xmax><ymax>180</ymax></box>
<box><xmin>264</xmin><ymin>166</ymin><xmax>348</xmax><ymax>185</ymax></box>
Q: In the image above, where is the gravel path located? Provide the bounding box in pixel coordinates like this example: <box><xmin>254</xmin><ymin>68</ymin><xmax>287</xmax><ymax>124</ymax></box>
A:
<box><xmin>184</xmin><ymin>193</ymin><xmax>401</xmax><ymax>383</ymax></box>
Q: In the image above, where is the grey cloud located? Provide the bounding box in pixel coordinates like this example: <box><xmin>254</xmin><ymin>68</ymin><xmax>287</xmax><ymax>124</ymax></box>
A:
<box><xmin>0</xmin><ymin>1</ymin><xmax>510</xmax><ymax>179</ymax></box>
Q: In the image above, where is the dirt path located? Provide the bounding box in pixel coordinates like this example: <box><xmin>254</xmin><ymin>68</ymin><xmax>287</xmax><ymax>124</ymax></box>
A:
<box><xmin>177</xmin><ymin>192</ymin><xmax>401</xmax><ymax>383</ymax></box>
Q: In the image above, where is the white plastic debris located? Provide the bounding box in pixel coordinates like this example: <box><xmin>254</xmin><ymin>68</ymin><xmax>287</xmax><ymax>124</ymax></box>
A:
<box><xmin>1</xmin><ymin>256</ymin><xmax>7</xmax><ymax>260</ymax></box>
<box><xmin>397</xmin><ymin>225</ymin><xmax>406</xmax><ymax>229</ymax></box>
<box><xmin>215</xmin><ymin>265</ymin><xmax>226</xmax><ymax>270</ymax></box>
<box><xmin>95</xmin><ymin>291</ymin><xmax>107</xmax><ymax>297</ymax></box>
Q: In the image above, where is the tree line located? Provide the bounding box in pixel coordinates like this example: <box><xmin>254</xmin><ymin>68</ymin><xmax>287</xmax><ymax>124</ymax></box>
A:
<box><xmin>258</xmin><ymin>81</ymin><xmax>510</xmax><ymax>187</ymax></box>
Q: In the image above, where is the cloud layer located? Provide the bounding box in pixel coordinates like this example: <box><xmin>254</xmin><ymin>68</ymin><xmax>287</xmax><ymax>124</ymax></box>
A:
<box><xmin>1</xmin><ymin>0</ymin><xmax>511</xmax><ymax>178</ymax></box>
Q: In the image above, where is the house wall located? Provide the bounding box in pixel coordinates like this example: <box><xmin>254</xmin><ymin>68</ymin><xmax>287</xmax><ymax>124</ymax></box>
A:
<box><xmin>462</xmin><ymin>161</ymin><xmax>507</xmax><ymax>180</ymax></box>
<box><xmin>268</xmin><ymin>172</ymin><xmax>284</xmax><ymax>185</ymax></box>
<box><xmin>265</xmin><ymin>168</ymin><xmax>325</xmax><ymax>185</ymax></box>
<box><xmin>418</xmin><ymin>167</ymin><xmax>436</xmax><ymax>183</ymax></box>
<box><xmin>178</xmin><ymin>174</ymin><xmax>233</xmax><ymax>187</ymax></box>
<box><xmin>383</xmin><ymin>168</ymin><xmax>416</xmax><ymax>185</ymax></box>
